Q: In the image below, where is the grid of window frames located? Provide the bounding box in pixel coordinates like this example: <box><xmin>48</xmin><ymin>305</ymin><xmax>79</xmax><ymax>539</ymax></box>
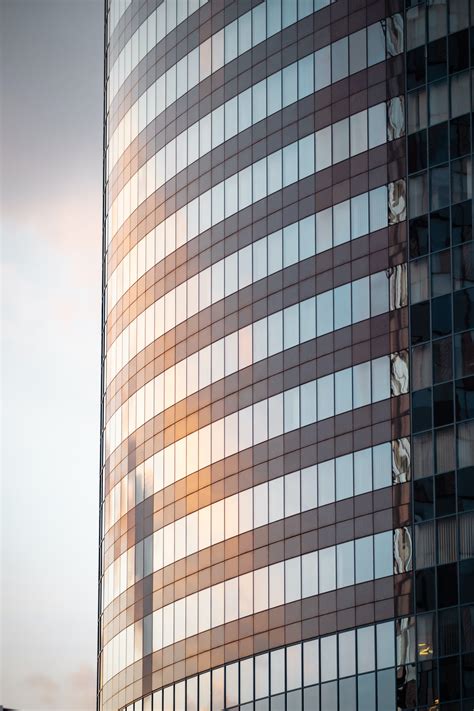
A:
<box><xmin>107</xmin><ymin>12</ymin><xmax>402</xmax><ymax>178</ymax></box>
<box><xmin>107</xmin><ymin>0</ymin><xmax>209</xmax><ymax>104</ymax></box>
<box><xmin>105</xmin><ymin>182</ymin><xmax>392</xmax><ymax>385</ymax></box>
<box><xmin>116</xmin><ymin>621</ymin><xmax>398</xmax><ymax>711</ymax></box>
<box><xmin>108</xmin><ymin>351</ymin><xmax>402</xmax><ymax>485</ymax></box>
<box><xmin>107</xmin><ymin>98</ymin><xmax>393</xmax><ymax>246</ymax></box>
<box><xmin>102</xmin><ymin>442</ymin><xmax>395</xmax><ymax>608</ymax></box>
<box><xmin>99</xmin><ymin>0</ymin><xmax>411</xmax><ymax>708</ymax></box>
<box><xmin>407</xmin><ymin>0</ymin><xmax>474</xmax><ymax>707</ymax></box>
<box><xmin>105</xmin><ymin>267</ymin><xmax>398</xmax><ymax>454</ymax></box>
<box><xmin>106</xmin><ymin>0</ymin><xmax>337</xmax><ymax>131</ymax></box>
<box><xmin>102</xmin><ymin>433</ymin><xmax>409</xmax><ymax>544</ymax></box>
<box><xmin>106</xmin><ymin>183</ymin><xmax>388</xmax><ymax>325</ymax></box>
<box><xmin>102</xmin><ymin>531</ymin><xmax>399</xmax><ymax>683</ymax></box>
<box><xmin>107</xmin><ymin>0</ymin><xmax>131</xmax><ymax>38</ymax></box>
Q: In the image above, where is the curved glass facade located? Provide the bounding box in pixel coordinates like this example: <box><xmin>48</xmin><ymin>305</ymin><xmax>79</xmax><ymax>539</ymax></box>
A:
<box><xmin>99</xmin><ymin>1</ymin><xmax>474</xmax><ymax>709</ymax></box>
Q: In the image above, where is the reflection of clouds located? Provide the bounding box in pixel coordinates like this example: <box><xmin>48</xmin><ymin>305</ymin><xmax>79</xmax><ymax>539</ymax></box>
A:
<box><xmin>68</xmin><ymin>664</ymin><xmax>96</xmax><ymax>709</ymax></box>
<box><xmin>25</xmin><ymin>674</ymin><xmax>59</xmax><ymax>706</ymax></box>
<box><xmin>70</xmin><ymin>663</ymin><xmax>96</xmax><ymax>688</ymax></box>
<box><xmin>23</xmin><ymin>665</ymin><xmax>96</xmax><ymax>709</ymax></box>
<box><xmin>2</xmin><ymin>184</ymin><xmax>101</xmax><ymax>283</ymax></box>
<box><xmin>2</xmin><ymin>1</ymin><xmax>102</xmax><ymax>708</ymax></box>
<box><xmin>2</xmin><ymin>186</ymin><xmax>101</xmax><ymax>711</ymax></box>
<box><xmin>3</xmin><ymin>186</ymin><xmax>101</xmax><ymax>252</ymax></box>
<box><xmin>2</xmin><ymin>188</ymin><xmax>101</xmax><ymax>349</ymax></box>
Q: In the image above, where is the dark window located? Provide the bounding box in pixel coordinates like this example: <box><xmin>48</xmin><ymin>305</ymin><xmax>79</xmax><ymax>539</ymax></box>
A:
<box><xmin>456</xmin><ymin>376</ymin><xmax>474</xmax><ymax>421</ymax></box>
<box><xmin>439</xmin><ymin>655</ymin><xmax>460</xmax><ymax>701</ymax></box>
<box><xmin>414</xmin><ymin>477</ymin><xmax>434</xmax><ymax>521</ymax></box>
<box><xmin>413</xmin><ymin>388</ymin><xmax>433</xmax><ymax>432</ymax></box>
<box><xmin>428</xmin><ymin>37</ymin><xmax>447</xmax><ymax>81</ymax></box>
<box><xmin>409</xmin><ymin>130</ymin><xmax>428</xmax><ymax>172</ymax></box>
<box><xmin>458</xmin><ymin>467</ymin><xmax>474</xmax><ymax>512</ymax></box>
<box><xmin>438</xmin><ymin>563</ymin><xmax>458</xmax><ymax>607</ymax></box>
<box><xmin>454</xmin><ymin>288</ymin><xmax>474</xmax><ymax>332</ymax></box>
<box><xmin>431</xmin><ymin>207</ymin><xmax>451</xmax><ymax>251</ymax></box>
<box><xmin>429</xmin><ymin>121</ymin><xmax>449</xmax><ymax>165</ymax></box>
<box><xmin>435</xmin><ymin>471</ymin><xmax>456</xmax><ymax>516</ymax></box>
<box><xmin>460</xmin><ymin>560</ymin><xmax>474</xmax><ymax>604</ymax></box>
<box><xmin>462</xmin><ymin>653</ymin><xmax>474</xmax><ymax>697</ymax></box>
<box><xmin>432</xmin><ymin>294</ymin><xmax>452</xmax><ymax>337</ymax></box>
<box><xmin>408</xmin><ymin>46</ymin><xmax>426</xmax><ymax>90</ymax></box>
<box><xmin>451</xmin><ymin>200</ymin><xmax>472</xmax><ymax>246</ymax></box>
<box><xmin>417</xmin><ymin>660</ymin><xmax>438</xmax><ymax>706</ymax></box>
<box><xmin>412</xmin><ymin>301</ymin><xmax>431</xmax><ymax>344</ymax></box>
<box><xmin>410</xmin><ymin>214</ymin><xmax>429</xmax><ymax>258</ymax></box>
<box><xmin>461</xmin><ymin>605</ymin><xmax>474</xmax><ymax>652</ymax></box>
<box><xmin>450</xmin><ymin>114</ymin><xmax>471</xmax><ymax>159</ymax></box>
<box><xmin>434</xmin><ymin>382</ymin><xmax>454</xmax><ymax>426</ymax></box>
<box><xmin>449</xmin><ymin>29</ymin><xmax>469</xmax><ymax>74</ymax></box>
<box><xmin>439</xmin><ymin>607</ymin><xmax>460</xmax><ymax>655</ymax></box>
<box><xmin>431</xmin><ymin>164</ymin><xmax>450</xmax><ymax>210</ymax></box>
<box><xmin>416</xmin><ymin>568</ymin><xmax>436</xmax><ymax>612</ymax></box>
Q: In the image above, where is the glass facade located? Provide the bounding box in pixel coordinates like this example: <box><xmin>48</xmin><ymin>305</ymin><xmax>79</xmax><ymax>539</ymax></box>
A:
<box><xmin>405</xmin><ymin>1</ymin><xmax>474</xmax><ymax>708</ymax></box>
<box><xmin>99</xmin><ymin>0</ymin><xmax>474</xmax><ymax>709</ymax></box>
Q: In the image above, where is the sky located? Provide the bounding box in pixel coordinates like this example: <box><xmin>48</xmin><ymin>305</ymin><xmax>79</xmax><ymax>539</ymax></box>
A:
<box><xmin>1</xmin><ymin>1</ymin><xmax>103</xmax><ymax>708</ymax></box>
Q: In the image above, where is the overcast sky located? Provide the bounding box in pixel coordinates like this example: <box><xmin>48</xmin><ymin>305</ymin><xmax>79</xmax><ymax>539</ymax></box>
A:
<box><xmin>1</xmin><ymin>1</ymin><xmax>103</xmax><ymax>707</ymax></box>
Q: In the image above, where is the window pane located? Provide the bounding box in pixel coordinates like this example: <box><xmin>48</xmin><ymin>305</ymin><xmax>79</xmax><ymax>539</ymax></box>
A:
<box><xmin>320</xmin><ymin>634</ymin><xmax>337</xmax><ymax>681</ymax></box>
<box><xmin>429</xmin><ymin>80</ymin><xmax>449</xmax><ymax>125</ymax></box>
<box><xmin>358</xmin><ymin>672</ymin><xmax>376</xmax><ymax>711</ymax></box>
<box><xmin>319</xmin><ymin>546</ymin><xmax>336</xmax><ymax>593</ymax></box>
<box><xmin>332</xmin><ymin>37</ymin><xmax>348</xmax><ymax>82</ymax></box>
<box><xmin>333</xmin><ymin>118</ymin><xmax>349</xmax><ymax>163</ymax></box>
<box><xmin>337</xmin><ymin>540</ymin><xmax>354</xmax><ymax>587</ymax></box>
<box><xmin>358</xmin><ymin>626</ymin><xmax>376</xmax><ymax>673</ymax></box>
<box><xmin>377</xmin><ymin>621</ymin><xmax>395</xmax><ymax>669</ymax></box>
<box><xmin>339</xmin><ymin>630</ymin><xmax>356</xmax><ymax>677</ymax></box>
<box><xmin>356</xmin><ymin>536</ymin><xmax>374</xmax><ymax>583</ymax></box>
<box><xmin>350</xmin><ymin>110</ymin><xmax>368</xmax><ymax>155</ymax></box>
<box><xmin>314</xmin><ymin>45</ymin><xmax>330</xmax><ymax>90</ymax></box>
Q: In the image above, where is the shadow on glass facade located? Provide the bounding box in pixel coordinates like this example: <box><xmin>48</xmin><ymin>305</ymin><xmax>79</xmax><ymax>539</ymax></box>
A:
<box><xmin>98</xmin><ymin>0</ymin><xmax>474</xmax><ymax>709</ymax></box>
<box><xmin>406</xmin><ymin>1</ymin><xmax>474</xmax><ymax>709</ymax></box>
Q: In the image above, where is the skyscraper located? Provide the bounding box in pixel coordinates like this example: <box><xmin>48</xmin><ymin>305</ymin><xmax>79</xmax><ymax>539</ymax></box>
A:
<box><xmin>98</xmin><ymin>1</ymin><xmax>474</xmax><ymax>709</ymax></box>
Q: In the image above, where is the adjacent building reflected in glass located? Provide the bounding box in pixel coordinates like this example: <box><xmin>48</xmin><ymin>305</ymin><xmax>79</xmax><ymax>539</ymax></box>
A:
<box><xmin>99</xmin><ymin>0</ymin><xmax>474</xmax><ymax>708</ymax></box>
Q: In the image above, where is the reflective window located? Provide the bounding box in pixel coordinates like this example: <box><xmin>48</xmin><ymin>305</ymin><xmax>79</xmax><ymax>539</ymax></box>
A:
<box><xmin>358</xmin><ymin>672</ymin><xmax>376</xmax><ymax>711</ymax></box>
<box><xmin>339</xmin><ymin>630</ymin><xmax>356</xmax><ymax>678</ymax></box>
<box><xmin>357</xmin><ymin>626</ymin><xmax>375</xmax><ymax>674</ymax></box>
<box><xmin>337</xmin><ymin>540</ymin><xmax>355</xmax><ymax>588</ymax></box>
<box><xmin>355</xmin><ymin>536</ymin><xmax>374</xmax><ymax>583</ymax></box>
<box><xmin>320</xmin><ymin>634</ymin><xmax>337</xmax><ymax>681</ymax></box>
<box><xmin>255</xmin><ymin>653</ymin><xmax>269</xmax><ymax>699</ymax></box>
<box><xmin>271</xmin><ymin>649</ymin><xmax>285</xmax><ymax>695</ymax></box>
<box><xmin>319</xmin><ymin>546</ymin><xmax>336</xmax><ymax>593</ymax></box>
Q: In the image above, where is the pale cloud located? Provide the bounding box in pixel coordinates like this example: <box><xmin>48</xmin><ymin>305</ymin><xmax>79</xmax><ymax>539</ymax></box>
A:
<box><xmin>1</xmin><ymin>0</ymin><xmax>103</xmax><ymax>707</ymax></box>
<box><xmin>3</xmin><ymin>184</ymin><xmax>101</xmax><ymax>252</ymax></box>
<box><xmin>21</xmin><ymin>665</ymin><xmax>95</xmax><ymax>710</ymax></box>
<box><xmin>25</xmin><ymin>675</ymin><xmax>60</xmax><ymax>707</ymax></box>
<box><xmin>68</xmin><ymin>664</ymin><xmax>96</xmax><ymax>707</ymax></box>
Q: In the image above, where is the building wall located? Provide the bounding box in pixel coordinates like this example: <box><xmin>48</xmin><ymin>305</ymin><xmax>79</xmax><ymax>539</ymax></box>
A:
<box><xmin>405</xmin><ymin>1</ymin><xmax>474</xmax><ymax>708</ymax></box>
<box><xmin>99</xmin><ymin>0</ymin><xmax>473</xmax><ymax>709</ymax></box>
